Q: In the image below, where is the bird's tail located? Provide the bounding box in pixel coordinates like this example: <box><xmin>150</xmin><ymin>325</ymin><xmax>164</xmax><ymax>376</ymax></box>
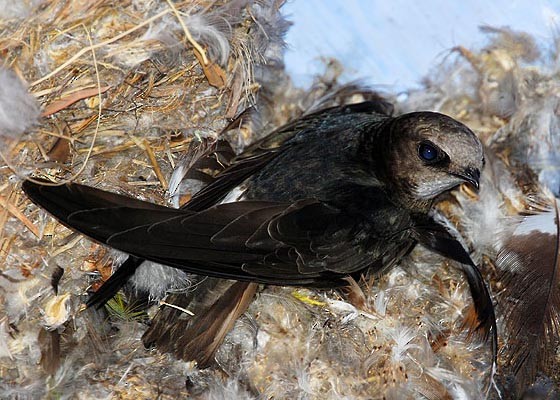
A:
<box><xmin>142</xmin><ymin>280</ymin><xmax>258</xmax><ymax>367</ymax></box>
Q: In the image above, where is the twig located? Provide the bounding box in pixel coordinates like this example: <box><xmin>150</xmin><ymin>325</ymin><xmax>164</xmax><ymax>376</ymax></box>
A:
<box><xmin>0</xmin><ymin>194</ymin><xmax>40</xmax><ymax>238</ymax></box>
<box><xmin>143</xmin><ymin>139</ymin><xmax>168</xmax><ymax>190</ymax></box>
<box><xmin>159</xmin><ymin>300</ymin><xmax>194</xmax><ymax>316</ymax></box>
<box><xmin>30</xmin><ymin>9</ymin><xmax>173</xmax><ymax>87</ymax></box>
<box><xmin>165</xmin><ymin>0</ymin><xmax>209</xmax><ymax>65</ymax></box>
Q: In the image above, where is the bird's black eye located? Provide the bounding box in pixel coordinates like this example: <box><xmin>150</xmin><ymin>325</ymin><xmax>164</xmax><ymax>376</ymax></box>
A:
<box><xmin>418</xmin><ymin>142</ymin><xmax>438</xmax><ymax>162</ymax></box>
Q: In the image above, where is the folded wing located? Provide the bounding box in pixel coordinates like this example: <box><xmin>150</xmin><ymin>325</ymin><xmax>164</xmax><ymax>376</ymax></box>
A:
<box><xmin>23</xmin><ymin>180</ymin><xmax>381</xmax><ymax>286</ymax></box>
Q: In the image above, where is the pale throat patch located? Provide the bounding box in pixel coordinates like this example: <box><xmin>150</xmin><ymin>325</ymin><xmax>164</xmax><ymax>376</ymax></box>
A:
<box><xmin>414</xmin><ymin>178</ymin><xmax>462</xmax><ymax>199</ymax></box>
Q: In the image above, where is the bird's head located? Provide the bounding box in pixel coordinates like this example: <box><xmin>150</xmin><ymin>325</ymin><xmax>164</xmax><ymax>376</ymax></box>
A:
<box><xmin>381</xmin><ymin>111</ymin><xmax>484</xmax><ymax>202</ymax></box>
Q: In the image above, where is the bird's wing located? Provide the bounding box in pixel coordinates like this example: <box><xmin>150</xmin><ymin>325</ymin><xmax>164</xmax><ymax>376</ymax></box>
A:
<box><xmin>22</xmin><ymin>180</ymin><xmax>382</xmax><ymax>286</ymax></box>
<box><xmin>23</xmin><ymin>180</ymin><xmax>174</xmax><ymax>243</ymax></box>
<box><xmin>170</xmin><ymin>138</ymin><xmax>236</xmax><ymax>208</ymax></box>
<box><xmin>185</xmin><ymin>101</ymin><xmax>387</xmax><ymax>210</ymax></box>
<box><xmin>412</xmin><ymin>218</ymin><xmax>498</xmax><ymax>379</ymax></box>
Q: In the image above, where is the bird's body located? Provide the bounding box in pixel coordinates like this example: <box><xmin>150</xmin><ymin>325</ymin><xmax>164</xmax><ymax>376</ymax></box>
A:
<box><xmin>23</xmin><ymin>101</ymin><xmax>494</xmax><ymax>370</ymax></box>
<box><xmin>24</xmin><ymin>104</ymin><xmax>476</xmax><ymax>285</ymax></box>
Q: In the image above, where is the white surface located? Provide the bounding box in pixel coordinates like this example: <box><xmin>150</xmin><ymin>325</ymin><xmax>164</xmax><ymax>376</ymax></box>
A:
<box><xmin>283</xmin><ymin>0</ymin><xmax>560</xmax><ymax>91</ymax></box>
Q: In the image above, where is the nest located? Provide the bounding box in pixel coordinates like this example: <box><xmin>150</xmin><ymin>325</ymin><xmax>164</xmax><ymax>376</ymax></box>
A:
<box><xmin>0</xmin><ymin>2</ymin><xmax>559</xmax><ymax>399</ymax></box>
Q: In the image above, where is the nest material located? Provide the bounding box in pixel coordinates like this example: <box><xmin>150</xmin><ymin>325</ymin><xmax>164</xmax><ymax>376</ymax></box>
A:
<box><xmin>0</xmin><ymin>0</ymin><xmax>288</xmax><ymax>398</ymax></box>
<box><xmin>0</xmin><ymin>1</ymin><xmax>559</xmax><ymax>399</ymax></box>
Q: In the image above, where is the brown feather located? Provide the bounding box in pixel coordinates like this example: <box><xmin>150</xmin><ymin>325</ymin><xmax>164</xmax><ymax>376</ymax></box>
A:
<box><xmin>171</xmin><ymin>138</ymin><xmax>236</xmax><ymax>205</ymax></box>
<box><xmin>496</xmin><ymin>196</ymin><xmax>560</xmax><ymax>391</ymax></box>
<box><xmin>50</xmin><ymin>266</ymin><xmax>64</xmax><ymax>295</ymax></box>
<box><xmin>38</xmin><ymin>328</ymin><xmax>60</xmax><ymax>376</ymax></box>
<box><xmin>143</xmin><ymin>281</ymin><xmax>257</xmax><ymax>367</ymax></box>
<box><xmin>415</xmin><ymin>374</ymin><xmax>454</xmax><ymax>400</ymax></box>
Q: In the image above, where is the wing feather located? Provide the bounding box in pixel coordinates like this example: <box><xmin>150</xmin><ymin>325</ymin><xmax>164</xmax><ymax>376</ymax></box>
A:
<box><xmin>24</xmin><ymin>180</ymin><xmax>385</xmax><ymax>286</ymax></box>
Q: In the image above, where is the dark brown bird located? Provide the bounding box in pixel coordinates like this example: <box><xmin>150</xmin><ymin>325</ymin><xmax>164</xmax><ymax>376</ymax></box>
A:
<box><xmin>22</xmin><ymin>102</ymin><xmax>495</xmax><ymax>370</ymax></box>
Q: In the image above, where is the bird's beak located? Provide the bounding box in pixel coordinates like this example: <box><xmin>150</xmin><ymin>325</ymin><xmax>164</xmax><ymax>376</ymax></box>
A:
<box><xmin>453</xmin><ymin>167</ymin><xmax>480</xmax><ymax>191</ymax></box>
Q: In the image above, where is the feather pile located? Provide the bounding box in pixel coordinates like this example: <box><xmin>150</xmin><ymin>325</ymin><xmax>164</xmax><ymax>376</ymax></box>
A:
<box><xmin>402</xmin><ymin>26</ymin><xmax>560</xmax><ymax>398</ymax></box>
<box><xmin>0</xmin><ymin>1</ymin><xmax>559</xmax><ymax>399</ymax></box>
<box><xmin>443</xmin><ymin>153</ymin><xmax>560</xmax><ymax>398</ymax></box>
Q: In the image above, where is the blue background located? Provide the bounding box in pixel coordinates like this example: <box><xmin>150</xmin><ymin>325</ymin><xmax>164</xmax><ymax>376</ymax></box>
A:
<box><xmin>283</xmin><ymin>0</ymin><xmax>560</xmax><ymax>91</ymax></box>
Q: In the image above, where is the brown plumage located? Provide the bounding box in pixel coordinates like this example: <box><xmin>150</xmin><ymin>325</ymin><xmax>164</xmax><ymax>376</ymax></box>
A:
<box><xmin>443</xmin><ymin>151</ymin><xmax>560</xmax><ymax>396</ymax></box>
<box><xmin>143</xmin><ymin>281</ymin><xmax>257</xmax><ymax>367</ymax></box>
<box><xmin>22</xmin><ymin>101</ymin><xmax>495</xmax><ymax>373</ymax></box>
<box><xmin>496</xmin><ymin>194</ymin><xmax>560</xmax><ymax>395</ymax></box>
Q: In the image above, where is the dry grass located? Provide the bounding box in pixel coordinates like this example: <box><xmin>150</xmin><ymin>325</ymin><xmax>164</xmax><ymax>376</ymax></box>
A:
<box><xmin>0</xmin><ymin>1</ymin><xmax>273</xmax><ymax>398</ymax></box>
